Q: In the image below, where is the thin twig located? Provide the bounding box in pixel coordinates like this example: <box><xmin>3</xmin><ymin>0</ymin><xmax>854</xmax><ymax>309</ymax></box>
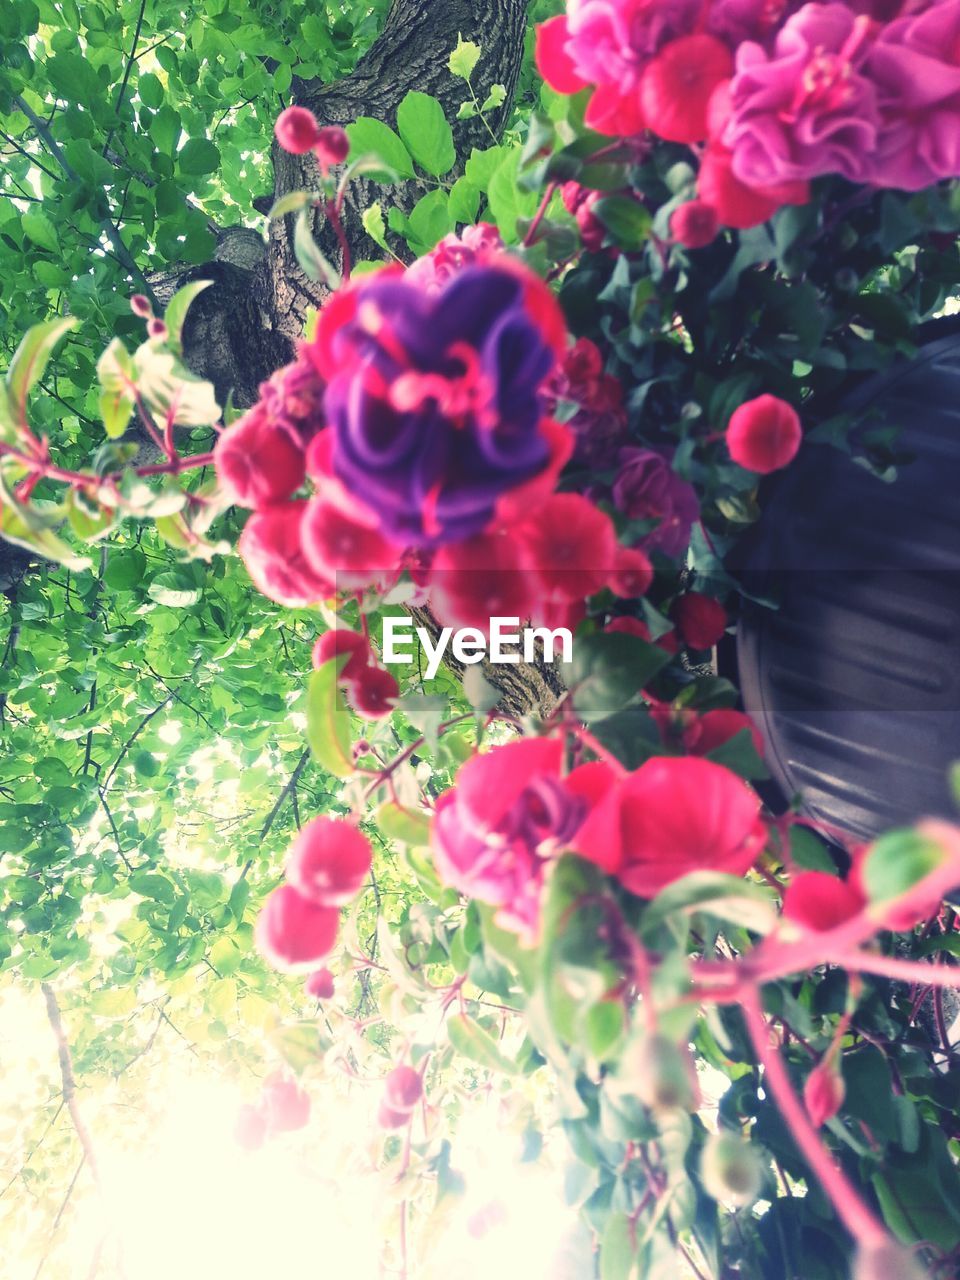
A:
<box><xmin>40</xmin><ymin>985</ymin><xmax>100</xmax><ymax>1185</ymax></box>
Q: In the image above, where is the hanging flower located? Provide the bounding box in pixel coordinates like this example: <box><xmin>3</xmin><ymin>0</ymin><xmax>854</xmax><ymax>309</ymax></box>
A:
<box><xmin>611</xmin><ymin>447</ymin><xmax>700</xmax><ymax>559</ymax></box>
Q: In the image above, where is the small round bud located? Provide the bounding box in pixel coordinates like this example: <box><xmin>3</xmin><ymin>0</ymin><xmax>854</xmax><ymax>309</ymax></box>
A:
<box><xmin>234</xmin><ymin>1103</ymin><xmax>267</xmax><ymax>1150</ymax></box>
<box><xmin>700</xmin><ymin>1132</ymin><xmax>764</xmax><ymax>1207</ymax></box>
<box><xmin>274</xmin><ymin>105</ymin><xmax>321</xmax><ymax>155</ymax></box>
<box><xmin>305</xmin><ymin>966</ymin><xmax>335</xmax><ymax>1000</ymax></box>
<box><xmin>130</xmin><ymin>294</ymin><xmax>153</xmax><ymax>318</ymax></box>
<box><xmin>384</xmin><ymin>1064</ymin><xmax>423</xmax><ymax>1113</ymax></box>
<box><xmin>671</xmin><ymin>199</ymin><xmax>719</xmax><ymax>250</ymax></box>
<box><xmin>147</xmin><ymin>317</ymin><xmax>168</xmax><ymax>341</ymax></box>
<box><xmin>613</xmin><ymin>1033</ymin><xmax>701</xmax><ymax>1114</ymax></box>
<box><xmin>315</xmin><ymin>125</ymin><xmax>349</xmax><ymax>168</ymax></box>
<box><xmin>803</xmin><ymin>1058</ymin><xmax>846</xmax><ymax>1129</ymax></box>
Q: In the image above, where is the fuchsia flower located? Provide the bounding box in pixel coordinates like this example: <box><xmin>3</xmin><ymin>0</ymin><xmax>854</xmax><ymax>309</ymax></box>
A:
<box><xmin>214</xmin><ymin>405</ymin><xmax>306</xmax><ymax>509</ymax></box>
<box><xmin>307</xmin><ymin>261</ymin><xmax>566</xmax><ymax>547</ymax></box>
<box><xmin>238</xmin><ymin>501</ymin><xmax>332</xmax><ymax>608</ymax></box>
<box><xmin>572</xmin><ymin>755</ymin><xmax>767</xmax><ymax>897</ymax></box>
<box><xmin>406</xmin><ymin>224</ymin><xmax>504</xmax><ymax>291</ymax></box>
<box><xmin>867</xmin><ymin>0</ymin><xmax>960</xmax><ymax>191</ymax></box>
<box><xmin>286</xmin><ymin>817</ymin><xmax>372</xmax><ymax>906</ymax></box>
<box><xmin>611</xmin><ymin>447</ymin><xmax>701</xmax><ymax>559</ymax></box>
<box><xmin>431</xmin><ymin>738</ymin><xmax>594</xmax><ymax>937</ymax></box>
<box><xmin>723</xmin><ymin>4</ymin><xmax>881</xmax><ymax>187</ymax></box>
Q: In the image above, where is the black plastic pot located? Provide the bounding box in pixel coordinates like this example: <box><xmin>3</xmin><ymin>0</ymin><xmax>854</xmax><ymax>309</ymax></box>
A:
<box><xmin>734</xmin><ymin>324</ymin><xmax>960</xmax><ymax>841</ymax></box>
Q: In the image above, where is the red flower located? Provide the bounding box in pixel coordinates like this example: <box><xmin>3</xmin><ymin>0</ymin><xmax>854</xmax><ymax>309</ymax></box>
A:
<box><xmin>286</xmin><ymin>816</ymin><xmax>372</xmax><ymax>906</ymax></box>
<box><xmin>672</xmin><ymin>592</ymin><xmax>727</xmax><ymax>650</ymax></box>
<box><xmin>305</xmin><ymin>967</ymin><xmax>335</xmax><ymax>1000</ymax></box>
<box><xmin>301</xmin><ymin>493</ymin><xmax>400</xmax><ymax>591</ymax></box>
<box><xmin>535</xmin><ymin>16</ymin><xmax>587</xmax><ymax>95</ymax></box>
<box><xmin>699</xmin><ymin>144</ymin><xmax>809</xmax><ymax>230</ymax></box>
<box><xmin>238</xmin><ymin>501</ymin><xmax>332</xmax><ymax>608</ymax></box>
<box><xmin>312</xmin><ymin>628</ymin><xmax>371</xmax><ymax>681</ymax></box>
<box><xmin>727</xmin><ymin>394</ymin><xmax>802</xmax><ymax>474</ymax></box>
<box><xmin>609</xmin><ymin>546</ymin><xmax>654</xmax><ymax>599</ymax></box>
<box><xmin>214</xmin><ymin>406</ymin><xmax>306</xmax><ymax>509</ymax></box>
<box><xmin>585</xmin><ymin>84</ymin><xmax>647</xmax><ymax>137</ymax></box>
<box><xmin>573</xmin><ymin>756</ymin><xmax>766</xmax><ymax>897</ymax></box>
<box><xmin>314</xmin><ymin>125</ymin><xmax>349</xmax><ymax>168</ymax></box>
<box><xmin>782</xmin><ymin>871</ymin><xmax>865</xmax><ymax>932</ymax></box>
<box><xmin>670</xmin><ymin>199</ymin><xmax>719</xmax><ymax>249</ymax></box>
<box><xmin>685</xmin><ymin>708</ymin><xmax>764</xmax><ymax>759</ymax></box>
<box><xmin>256</xmin><ymin>884</ymin><xmax>340</xmax><ymax>971</ymax></box>
<box><xmin>347</xmin><ymin>665</ymin><xmax>400</xmax><ymax>720</ymax></box>
<box><xmin>430</xmin><ymin>530</ymin><xmax>538</xmax><ymax>632</ymax></box>
<box><xmin>519</xmin><ymin>492</ymin><xmax>618</xmax><ymax>602</ymax></box>
<box><xmin>641</xmin><ymin>35</ymin><xmax>733</xmax><ymax>144</ymax></box>
<box><xmin>274</xmin><ymin>106</ymin><xmax>321</xmax><ymax>155</ymax></box>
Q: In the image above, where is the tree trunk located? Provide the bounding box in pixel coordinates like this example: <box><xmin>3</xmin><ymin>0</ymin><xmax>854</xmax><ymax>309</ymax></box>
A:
<box><xmin>177</xmin><ymin>0</ymin><xmax>529</xmax><ymax>411</ymax></box>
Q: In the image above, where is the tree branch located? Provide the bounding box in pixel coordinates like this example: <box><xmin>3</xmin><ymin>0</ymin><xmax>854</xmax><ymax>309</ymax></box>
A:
<box><xmin>40</xmin><ymin>985</ymin><xmax>100</xmax><ymax>1186</ymax></box>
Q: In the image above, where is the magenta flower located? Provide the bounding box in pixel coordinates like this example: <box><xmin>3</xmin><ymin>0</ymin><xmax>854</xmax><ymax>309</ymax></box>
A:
<box><xmin>867</xmin><ymin>0</ymin><xmax>960</xmax><ymax>191</ymax></box>
<box><xmin>565</xmin><ymin>0</ymin><xmax>700</xmax><ymax>90</ymax></box>
<box><xmin>723</xmin><ymin>4</ymin><xmax>881</xmax><ymax>187</ymax></box>
<box><xmin>611</xmin><ymin>447</ymin><xmax>700</xmax><ymax>559</ymax></box>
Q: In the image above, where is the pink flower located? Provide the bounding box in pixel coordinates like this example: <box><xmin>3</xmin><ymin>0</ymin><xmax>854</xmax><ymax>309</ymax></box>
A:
<box><xmin>572</xmin><ymin>756</ymin><xmax>767</xmax><ymax>897</ymax></box>
<box><xmin>214</xmin><ymin>403</ymin><xmax>306</xmax><ymax>509</ymax></box>
<box><xmin>261</xmin><ymin>1072</ymin><xmax>311</xmax><ymax>1132</ymax></box>
<box><xmin>565</xmin><ymin>0</ymin><xmax>700</xmax><ymax>91</ymax></box>
<box><xmin>867</xmin><ymin>0</ymin><xmax>960</xmax><ymax>190</ymax></box>
<box><xmin>804</xmin><ymin>1056</ymin><xmax>845</xmax><ymax>1128</ymax></box>
<box><xmin>782</xmin><ymin>869</ymin><xmax>865</xmax><ymax>931</ymax></box>
<box><xmin>256</xmin><ymin>884</ymin><xmax>340</xmax><ymax>971</ymax></box>
<box><xmin>670</xmin><ymin>199</ymin><xmax>720</xmax><ymax>249</ymax></box>
<box><xmin>238</xmin><ymin>501</ymin><xmax>332</xmax><ymax>608</ymax></box>
<box><xmin>430</xmin><ymin>738</ymin><xmax>595</xmax><ymax>937</ymax></box>
<box><xmin>405</xmin><ymin>224</ymin><xmax>504</xmax><ymax>292</ymax></box>
<box><xmin>723</xmin><ymin>4</ymin><xmax>881</xmax><ymax>187</ymax></box>
<box><xmin>285</xmin><ymin>817</ymin><xmax>372</xmax><ymax>906</ymax></box>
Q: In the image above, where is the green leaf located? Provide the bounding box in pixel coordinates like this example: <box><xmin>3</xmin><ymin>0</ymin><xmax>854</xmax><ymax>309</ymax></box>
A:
<box><xmin>448</xmin><ymin>1012</ymin><xmax>517</xmax><ymax>1074</ymax></box>
<box><xmin>448</xmin><ymin>34</ymin><xmax>481</xmax><ymax>81</ymax></box>
<box><xmin>268</xmin><ymin>191</ymin><xmax>313</xmax><ymax>220</ymax></box>
<box><xmin>6</xmin><ymin>316</ymin><xmax>78</xmax><ymax>421</ymax></box>
<box><xmin>294</xmin><ymin>208</ymin><xmax>340</xmax><ymax>289</ymax></box>
<box><xmin>465</xmin><ymin>145</ymin><xmax>506</xmax><ymax>193</ymax></box>
<box><xmin>407</xmin><ymin>189</ymin><xmax>451</xmax><ymax>249</ymax></box>
<box><xmin>600</xmin><ymin>1213</ymin><xmax>640</xmax><ymax>1280</ymax></box>
<box><xmin>481</xmin><ymin>84</ymin><xmax>506</xmax><ymax>113</ymax></box>
<box><xmin>487</xmin><ymin>150</ymin><xmax>540</xmax><ymax>242</ymax></box>
<box><xmin>562</xmin><ymin>632</ymin><xmax>671</xmax><ymax>723</ymax></box>
<box><xmin>178</xmin><ymin>137</ymin><xmax>221</xmax><ymax>176</ymax></box>
<box><xmin>860</xmin><ymin>829</ymin><xmax>947</xmax><ymax>905</ymax></box>
<box><xmin>448</xmin><ymin>177</ymin><xmax>480</xmax><ymax>226</ymax></box>
<box><xmin>97</xmin><ymin>338</ymin><xmax>135</xmax><ymax>439</ymax></box>
<box><xmin>147</xmin><ymin>573</ymin><xmax>201</xmax><ymax>608</ymax></box>
<box><xmin>641</xmin><ymin>872</ymin><xmax>779</xmax><ymax>938</ymax></box>
<box><xmin>362</xmin><ymin>202</ymin><xmax>388</xmax><ymax>250</ymax></box>
<box><xmin>375</xmin><ymin>800</ymin><xmax>431</xmax><ymax>846</ymax></box>
<box><xmin>138</xmin><ymin>71</ymin><xmax>163</xmax><ymax>108</ymax></box>
<box><xmin>306</xmin><ymin>661</ymin><xmax>354</xmax><ymax>778</ymax></box>
<box><xmin>346</xmin><ymin>117</ymin><xmax>415</xmax><ymax>180</ymax></box>
<box><xmin>129</xmin><ymin>872</ymin><xmax>177</xmax><ymax>904</ymax></box>
<box><xmin>396</xmin><ymin>90</ymin><xmax>456</xmax><ymax>177</ymax></box>
<box><xmin>163</xmin><ymin>279</ymin><xmax>212</xmax><ymax>348</ymax></box>
<box><xmin>593</xmin><ymin>195</ymin><xmax>652</xmax><ymax>251</ymax></box>
<box><xmin>0</xmin><ymin>474</ymin><xmax>90</xmax><ymax>571</ymax></box>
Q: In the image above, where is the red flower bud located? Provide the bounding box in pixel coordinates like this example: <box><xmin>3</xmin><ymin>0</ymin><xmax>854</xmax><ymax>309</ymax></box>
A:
<box><xmin>214</xmin><ymin>406</ymin><xmax>306</xmax><ymax>508</ymax></box>
<box><xmin>256</xmin><ymin>884</ymin><xmax>340</xmax><ymax>972</ymax></box>
<box><xmin>519</xmin><ymin>492</ymin><xmax>618</xmax><ymax>601</ymax></box>
<box><xmin>804</xmin><ymin>1057</ymin><xmax>846</xmax><ymax>1128</ymax></box>
<box><xmin>274</xmin><ymin>105</ymin><xmax>321</xmax><ymax>154</ymax></box>
<box><xmin>641</xmin><ymin>35</ymin><xmax>733</xmax><ymax>144</ymax></box>
<box><xmin>609</xmin><ymin>546</ymin><xmax>654</xmax><ymax>599</ymax></box>
<box><xmin>314</xmin><ymin>125</ymin><xmax>349</xmax><ymax>168</ymax></box>
<box><xmin>305</xmin><ymin>966</ymin><xmax>335</xmax><ymax>1000</ymax></box>
<box><xmin>347</xmin><ymin>665</ymin><xmax>400</xmax><ymax>720</ymax></box>
<box><xmin>384</xmin><ymin>1064</ymin><xmax>423</xmax><ymax>1113</ymax></box>
<box><xmin>672</xmin><ymin>591</ymin><xmax>727</xmax><ymax>651</ymax></box>
<box><xmin>727</xmin><ymin>394</ymin><xmax>802</xmax><ymax>474</ymax></box>
<box><xmin>670</xmin><ymin>199</ymin><xmax>719</xmax><ymax>250</ymax></box>
<box><xmin>684</xmin><ymin>708</ymin><xmax>764</xmax><ymax>760</ymax></box>
<box><xmin>311</xmin><ymin>627</ymin><xmax>371</xmax><ymax>681</ymax></box>
<box><xmin>286</xmin><ymin>816</ymin><xmax>372</xmax><ymax>906</ymax></box>
<box><xmin>261</xmin><ymin>1071</ymin><xmax>311</xmax><ymax>1132</ymax></box>
<box><xmin>782</xmin><ymin>871</ymin><xmax>865</xmax><ymax>933</ymax></box>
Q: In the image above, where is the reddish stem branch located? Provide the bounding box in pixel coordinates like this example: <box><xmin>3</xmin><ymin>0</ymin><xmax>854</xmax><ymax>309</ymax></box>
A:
<box><xmin>741</xmin><ymin>990</ymin><xmax>888</xmax><ymax>1252</ymax></box>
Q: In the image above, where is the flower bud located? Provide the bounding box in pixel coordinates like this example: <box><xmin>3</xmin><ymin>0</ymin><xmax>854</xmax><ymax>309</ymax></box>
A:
<box><xmin>347</xmin><ymin>665</ymin><xmax>400</xmax><ymax>721</ymax></box>
<box><xmin>305</xmin><ymin>966</ymin><xmax>335</xmax><ymax>1000</ymax></box>
<box><xmin>804</xmin><ymin>1058</ymin><xmax>846</xmax><ymax>1128</ymax></box>
<box><xmin>234</xmin><ymin>1103</ymin><xmax>267</xmax><ymax>1150</ymax></box>
<box><xmin>286</xmin><ymin>816</ymin><xmax>373</xmax><ymax>907</ymax></box>
<box><xmin>311</xmin><ymin>628</ymin><xmax>371</xmax><ymax>681</ymax></box>
<box><xmin>147</xmin><ymin>317</ymin><xmax>168</xmax><ymax>342</ymax></box>
<box><xmin>255</xmin><ymin>884</ymin><xmax>340</xmax><ymax>972</ymax></box>
<box><xmin>384</xmin><ymin>1064</ymin><xmax>423</xmax><ymax>1113</ymax></box>
<box><xmin>670</xmin><ymin>200</ymin><xmax>719</xmax><ymax>250</ymax></box>
<box><xmin>700</xmin><ymin>1132</ymin><xmax>764</xmax><ymax>1207</ymax></box>
<box><xmin>130</xmin><ymin>293</ymin><xmax>153</xmax><ymax>318</ymax></box>
<box><xmin>315</xmin><ymin>125</ymin><xmax>349</xmax><ymax>168</ymax></box>
<box><xmin>274</xmin><ymin>105</ymin><xmax>321</xmax><ymax>154</ymax></box>
<box><xmin>613</xmin><ymin>1033</ymin><xmax>701</xmax><ymax>1114</ymax></box>
<box><xmin>672</xmin><ymin>591</ymin><xmax>727</xmax><ymax>651</ymax></box>
<box><xmin>726</xmin><ymin>394</ymin><xmax>802</xmax><ymax>475</ymax></box>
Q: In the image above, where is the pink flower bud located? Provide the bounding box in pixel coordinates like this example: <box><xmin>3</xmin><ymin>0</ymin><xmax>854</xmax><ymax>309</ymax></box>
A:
<box><xmin>130</xmin><ymin>294</ymin><xmax>153</xmax><ymax>318</ymax></box>
<box><xmin>384</xmin><ymin>1064</ymin><xmax>423</xmax><ymax>1113</ymax></box>
<box><xmin>274</xmin><ymin>105</ymin><xmax>321</xmax><ymax>155</ymax></box>
<box><xmin>261</xmin><ymin>1071</ymin><xmax>311</xmax><ymax>1132</ymax></box>
<box><xmin>377</xmin><ymin>1100</ymin><xmax>412</xmax><ymax>1130</ymax></box>
<box><xmin>804</xmin><ymin>1057</ymin><xmax>846</xmax><ymax>1128</ymax></box>
<box><xmin>285</xmin><ymin>816</ymin><xmax>372</xmax><ymax>907</ymax></box>
<box><xmin>346</xmin><ymin>665</ymin><xmax>400</xmax><ymax>721</ymax></box>
<box><xmin>255</xmin><ymin>884</ymin><xmax>340</xmax><ymax>972</ymax></box>
<box><xmin>311</xmin><ymin>628</ymin><xmax>371</xmax><ymax>681</ymax></box>
<box><xmin>609</xmin><ymin>546</ymin><xmax>654</xmax><ymax>599</ymax></box>
<box><xmin>726</xmin><ymin>394</ymin><xmax>802</xmax><ymax>475</ymax></box>
<box><xmin>147</xmin><ymin>317</ymin><xmax>168</xmax><ymax>341</ymax></box>
<box><xmin>670</xmin><ymin>199</ymin><xmax>719</xmax><ymax>250</ymax></box>
<box><xmin>305</xmin><ymin>966</ymin><xmax>335</xmax><ymax>1000</ymax></box>
<box><xmin>314</xmin><ymin>125</ymin><xmax>349</xmax><ymax>168</ymax></box>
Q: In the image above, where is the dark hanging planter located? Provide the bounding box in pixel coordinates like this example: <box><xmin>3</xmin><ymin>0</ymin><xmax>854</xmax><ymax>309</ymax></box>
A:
<box><xmin>733</xmin><ymin>322</ymin><xmax>960</xmax><ymax>841</ymax></box>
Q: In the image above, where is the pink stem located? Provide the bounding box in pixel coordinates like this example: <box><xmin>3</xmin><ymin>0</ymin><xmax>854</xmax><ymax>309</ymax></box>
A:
<box><xmin>742</xmin><ymin>991</ymin><xmax>889</xmax><ymax>1251</ymax></box>
<box><xmin>325</xmin><ymin>199</ymin><xmax>352</xmax><ymax>280</ymax></box>
<box><xmin>842</xmin><ymin>952</ymin><xmax>960</xmax><ymax>989</ymax></box>
<box><xmin>523</xmin><ymin>181</ymin><xmax>559</xmax><ymax>248</ymax></box>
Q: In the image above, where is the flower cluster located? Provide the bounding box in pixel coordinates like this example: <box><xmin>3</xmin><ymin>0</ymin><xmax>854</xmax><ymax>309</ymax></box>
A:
<box><xmin>432</xmin><ymin>735</ymin><xmax>769</xmax><ymax>937</ymax></box>
<box><xmin>537</xmin><ymin>0</ymin><xmax>960</xmax><ymax>231</ymax></box>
